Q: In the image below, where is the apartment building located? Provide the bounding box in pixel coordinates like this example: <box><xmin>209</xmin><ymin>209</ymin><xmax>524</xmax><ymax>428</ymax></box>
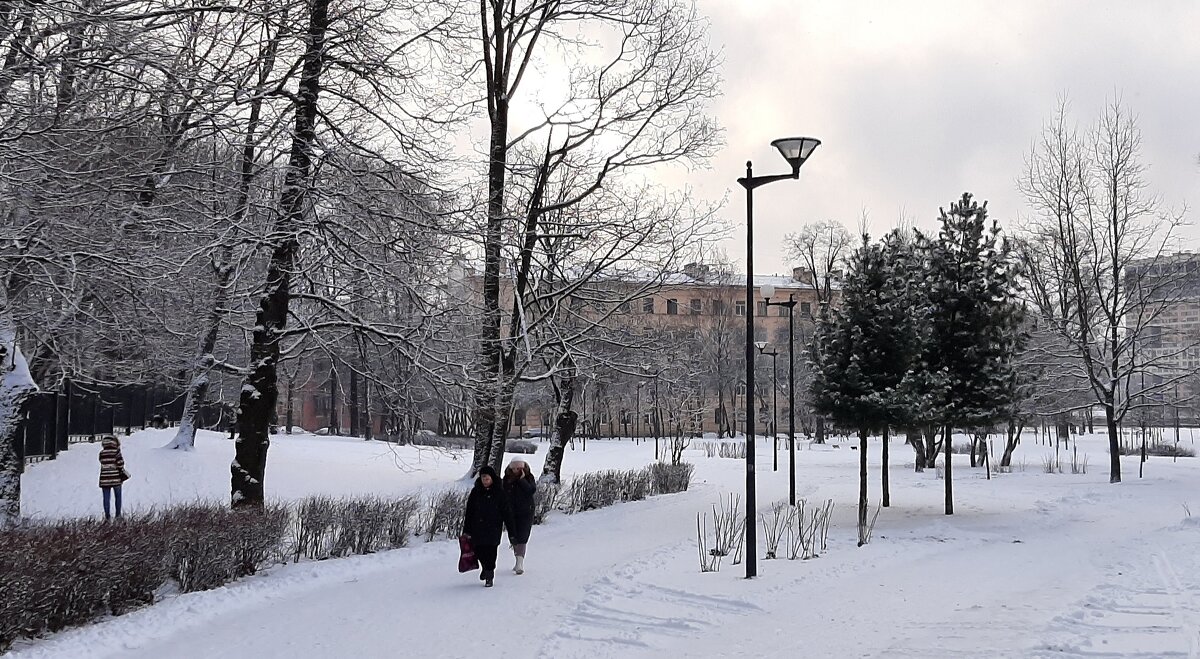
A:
<box><xmin>1126</xmin><ymin>251</ymin><xmax>1200</xmax><ymax>415</ymax></box>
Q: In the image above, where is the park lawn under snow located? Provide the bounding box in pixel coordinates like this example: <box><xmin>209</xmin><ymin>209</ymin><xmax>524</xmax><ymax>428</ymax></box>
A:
<box><xmin>11</xmin><ymin>429</ymin><xmax>1200</xmax><ymax>658</ymax></box>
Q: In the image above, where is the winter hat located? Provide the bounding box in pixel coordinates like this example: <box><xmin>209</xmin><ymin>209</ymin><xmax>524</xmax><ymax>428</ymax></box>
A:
<box><xmin>478</xmin><ymin>465</ymin><xmax>499</xmax><ymax>480</ymax></box>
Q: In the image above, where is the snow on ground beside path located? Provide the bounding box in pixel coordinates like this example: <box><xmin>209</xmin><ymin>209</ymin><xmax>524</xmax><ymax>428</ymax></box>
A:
<box><xmin>10</xmin><ymin>431</ymin><xmax>1200</xmax><ymax>658</ymax></box>
<box><xmin>21</xmin><ymin>429</ymin><xmax>658</xmax><ymax>520</ymax></box>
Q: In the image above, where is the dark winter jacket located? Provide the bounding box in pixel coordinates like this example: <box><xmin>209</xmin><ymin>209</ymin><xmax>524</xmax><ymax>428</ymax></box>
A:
<box><xmin>462</xmin><ymin>466</ymin><xmax>514</xmax><ymax>547</ymax></box>
<box><xmin>503</xmin><ymin>472</ymin><xmax>536</xmax><ymax>544</ymax></box>
<box><xmin>98</xmin><ymin>437</ymin><xmax>126</xmax><ymax>488</ymax></box>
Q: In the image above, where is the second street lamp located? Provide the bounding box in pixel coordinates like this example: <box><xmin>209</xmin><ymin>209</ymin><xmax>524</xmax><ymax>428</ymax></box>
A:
<box><xmin>737</xmin><ymin>135</ymin><xmax>820</xmax><ymax>579</ymax></box>
<box><xmin>755</xmin><ymin>341</ymin><xmax>779</xmax><ymax>471</ymax></box>
<box><xmin>760</xmin><ymin>283</ymin><xmax>799</xmax><ymax>505</ymax></box>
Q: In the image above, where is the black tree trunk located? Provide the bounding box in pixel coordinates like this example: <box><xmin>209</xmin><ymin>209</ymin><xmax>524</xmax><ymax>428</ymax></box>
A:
<box><xmin>944</xmin><ymin>423</ymin><xmax>953</xmax><ymax>515</ymax></box>
<box><xmin>857</xmin><ymin>426</ymin><xmax>868</xmax><ymax>546</ymax></box>
<box><xmin>231</xmin><ymin>0</ymin><xmax>327</xmax><ymax>508</ymax></box>
<box><xmin>882</xmin><ymin>426</ymin><xmax>890</xmax><ymax>507</ymax></box>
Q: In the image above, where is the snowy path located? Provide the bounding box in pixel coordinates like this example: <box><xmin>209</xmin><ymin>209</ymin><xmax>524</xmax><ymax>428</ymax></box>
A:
<box><xmin>10</xmin><ymin>435</ymin><xmax>1200</xmax><ymax>658</ymax></box>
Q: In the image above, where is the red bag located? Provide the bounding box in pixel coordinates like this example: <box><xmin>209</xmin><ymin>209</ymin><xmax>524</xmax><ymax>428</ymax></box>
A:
<box><xmin>458</xmin><ymin>535</ymin><xmax>479</xmax><ymax>573</ymax></box>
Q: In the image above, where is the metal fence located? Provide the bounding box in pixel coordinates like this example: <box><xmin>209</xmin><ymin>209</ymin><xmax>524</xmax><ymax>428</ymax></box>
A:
<box><xmin>16</xmin><ymin>381</ymin><xmax>234</xmax><ymax>468</ymax></box>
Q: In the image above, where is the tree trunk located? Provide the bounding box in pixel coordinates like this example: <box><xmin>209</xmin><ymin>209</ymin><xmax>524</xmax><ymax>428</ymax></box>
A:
<box><xmin>815</xmin><ymin>416</ymin><xmax>826</xmax><ymax>444</ymax></box>
<box><xmin>924</xmin><ymin>424</ymin><xmax>940</xmax><ymax>469</ymax></box>
<box><xmin>485</xmin><ymin>364</ymin><xmax>516</xmax><ymax>473</ymax></box>
<box><xmin>944</xmin><ymin>423</ymin><xmax>953</xmax><ymax>515</ymax></box>
<box><xmin>471</xmin><ymin>88</ymin><xmax>511</xmax><ymax>476</ymax></box>
<box><xmin>908</xmin><ymin>428</ymin><xmax>925</xmax><ymax>472</ymax></box>
<box><xmin>882</xmin><ymin>426</ymin><xmax>890</xmax><ymax>507</ymax></box>
<box><xmin>165</xmin><ymin>253</ymin><xmax>232</xmax><ymax>451</ymax></box>
<box><xmin>328</xmin><ymin>362</ymin><xmax>339</xmax><ymax>434</ymax></box>
<box><xmin>0</xmin><ymin>304</ymin><xmax>38</xmax><ymax>527</ymax></box>
<box><xmin>285</xmin><ymin>373</ymin><xmax>295</xmax><ymax>434</ymax></box>
<box><xmin>1001</xmin><ymin>417</ymin><xmax>1022</xmax><ymax>467</ymax></box>
<box><xmin>349</xmin><ymin>367</ymin><xmax>359</xmax><ymax>437</ymax></box>
<box><xmin>232</xmin><ymin>0</ymin><xmax>327</xmax><ymax>508</ymax></box>
<box><xmin>857</xmin><ymin>426</ymin><xmax>868</xmax><ymax>546</ymax></box>
<box><xmin>540</xmin><ymin>370</ymin><xmax>578</xmax><ymax>483</ymax></box>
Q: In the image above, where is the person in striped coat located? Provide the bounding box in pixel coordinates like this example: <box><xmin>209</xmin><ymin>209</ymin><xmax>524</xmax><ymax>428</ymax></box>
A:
<box><xmin>98</xmin><ymin>436</ymin><xmax>128</xmax><ymax>519</ymax></box>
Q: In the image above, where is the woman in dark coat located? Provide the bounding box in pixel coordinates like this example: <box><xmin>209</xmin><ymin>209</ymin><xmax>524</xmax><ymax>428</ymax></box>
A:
<box><xmin>462</xmin><ymin>465</ymin><xmax>513</xmax><ymax>587</ymax></box>
<box><xmin>503</xmin><ymin>460</ymin><xmax>536</xmax><ymax>575</ymax></box>
<box><xmin>97</xmin><ymin>435</ymin><xmax>127</xmax><ymax>519</ymax></box>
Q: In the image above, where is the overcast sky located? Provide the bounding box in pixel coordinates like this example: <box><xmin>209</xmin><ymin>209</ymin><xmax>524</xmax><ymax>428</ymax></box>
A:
<box><xmin>675</xmin><ymin>0</ymin><xmax>1200</xmax><ymax>275</ymax></box>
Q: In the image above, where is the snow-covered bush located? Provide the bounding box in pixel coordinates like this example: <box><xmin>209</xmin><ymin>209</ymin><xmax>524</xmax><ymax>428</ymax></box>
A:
<box><xmin>532</xmin><ymin>483</ymin><xmax>564</xmax><ymax>524</ymax></box>
<box><xmin>0</xmin><ymin>517</ymin><xmax>167</xmax><ymax>652</ymax></box>
<box><xmin>648</xmin><ymin>462</ymin><xmax>694</xmax><ymax>495</ymax></box>
<box><xmin>293</xmin><ymin>495</ymin><xmax>419</xmax><ymax>560</ymax></box>
<box><xmin>565</xmin><ymin>469</ymin><xmax>650</xmax><ymax>513</ymax></box>
<box><xmin>0</xmin><ymin>504</ymin><xmax>288</xmax><ymax>653</ymax></box>
<box><xmin>1145</xmin><ymin>443</ymin><xmax>1195</xmax><ymax>458</ymax></box>
<box><xmin>160</xmin><ymin>503</ymin><xmax>289</xmax><ymax>591</ymax></box>
<box><xmin>696</xmin><ymin>440</ymin><xmax>746</xmax><ymax>459</ymax></box>
<box><xmin>419</xmin><ymin>489</ymin><xmax>469</xmax><ymax>542</ymax></box>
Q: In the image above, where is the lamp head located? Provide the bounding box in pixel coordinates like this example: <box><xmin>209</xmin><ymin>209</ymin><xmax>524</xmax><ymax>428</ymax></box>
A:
<box><xmin>770</xmin><ymin>137</ymin><xmax>821</xmax><ymax>173</ymax></box>
<box><xmin>760</xmin><ymin>283</ymin><xmax>776</xmax><ymax>299</ymax></box>
<box><xmin>754</xmin><ymin>340</ymin><xmax>769</xmax><ymax>352</ymax></box>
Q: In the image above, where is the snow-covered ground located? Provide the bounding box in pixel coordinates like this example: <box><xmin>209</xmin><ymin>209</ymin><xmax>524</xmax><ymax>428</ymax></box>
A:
<box><xmin>11</xmin><ymin>429</ymin><xmax>1200</xmax><ymax>658</ymax></box>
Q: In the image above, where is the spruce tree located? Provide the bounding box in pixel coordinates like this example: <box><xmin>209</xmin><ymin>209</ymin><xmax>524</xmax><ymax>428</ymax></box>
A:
<box><xmin>876</xmin><ymin>229</ymin><xmax>923</xmax><ymax>506</ymax></box>
<box><xmin>810</xmin><ymin>233</ymin><xmax>918</xmax><ymax>542</ymax></box>
<box><xmin>918</xmin><ymin>193</ymin><xmax>1024</xmax><ymax>515</ymax></box>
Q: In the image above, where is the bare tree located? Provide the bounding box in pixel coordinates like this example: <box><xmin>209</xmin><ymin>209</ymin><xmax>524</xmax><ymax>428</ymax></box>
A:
<box><xmin>784</xmin><ymin>219</ymin><xmax>852</xmax><ymax>306</ymax></box>
<box><xmin>1020</xmin><ymin>96</ymin><xmax>1191</xmax><ymax>483</ymax></box>
<box><xmin>469</xmin><ymin>0</ymin><xmax>723</xmax><ymax>477</ymax></box>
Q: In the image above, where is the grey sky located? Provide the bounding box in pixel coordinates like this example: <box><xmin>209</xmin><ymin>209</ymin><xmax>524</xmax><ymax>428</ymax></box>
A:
<box><xmin>677</xmin><ymin>0</ymin><xmax>1200</xmax><ymax>274</ymax></box>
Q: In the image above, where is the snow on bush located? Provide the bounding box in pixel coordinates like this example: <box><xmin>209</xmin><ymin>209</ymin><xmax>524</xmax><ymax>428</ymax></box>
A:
<box><xmin>532</xmin><ymin>483</ymin><xmax>565</xmax><ymax>524</ymax></box>
<box><xmin>566</xmin><ymin>469</ymin><xmax>651</xmax><ymax>512</ymax></box>
<box><xmin>648</xmin><ymin>462</ymin><xmax>695</xmax><ymax>495</ymax></box>
<box><xmin>418</xmin><ymin>489</ymin><xmax>469</xmax><ymax>542</ymax></box>
<box><xmin>0</xmin><ymin>504</ymin><xmax>288</xmax><ymax>653</ymax></box>
<box><xmin>293</xmin><ymin>495</ymin><xmax>420</xmax><ymax>561</ymax></box>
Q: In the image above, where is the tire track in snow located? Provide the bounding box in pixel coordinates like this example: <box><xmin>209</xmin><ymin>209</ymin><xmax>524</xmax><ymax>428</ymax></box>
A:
<box><xmin>536</xmin><ymin>540</ymin><xmax>762</xmax><ymax>659</ymax></box>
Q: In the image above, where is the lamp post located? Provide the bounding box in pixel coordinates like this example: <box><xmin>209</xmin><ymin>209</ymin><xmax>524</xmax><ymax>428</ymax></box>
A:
<box><xmin>737</xmin><ymin>136</ymin><xmax>821</xmax><ymax>579</ymax></box>
<box><xmin>755</xmin><ymin>341</ymin><xmax>779</xmax><ymax>471</ymax></box>
<box><xmin>761</xmin><ymin>284</ymin><xmax>798</xmax><ymax>504</ymax></box>
<box><xmin>635</xmin><ymin>381</ymin><xmax>644</xmax><ymax>443</ymax></box>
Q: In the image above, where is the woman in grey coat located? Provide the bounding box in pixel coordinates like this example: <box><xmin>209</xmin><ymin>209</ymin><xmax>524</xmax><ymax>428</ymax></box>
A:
<box><xmin>502</xmin><ymin>460</ymin><xmax>536</xmax><ymax>575</ymax></box>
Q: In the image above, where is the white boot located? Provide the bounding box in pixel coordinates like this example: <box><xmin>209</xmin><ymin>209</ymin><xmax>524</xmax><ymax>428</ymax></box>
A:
<box><xmin>515</xmin><ymin>556</ymin><xmax>525</xmax><ymax>575</ymax></box>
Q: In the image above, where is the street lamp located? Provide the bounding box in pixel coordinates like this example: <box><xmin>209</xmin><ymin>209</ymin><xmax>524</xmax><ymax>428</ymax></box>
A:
<box><xmin>737</xmin><ymin>136</ymin><xmax>820</xmax><ymax>580</ymax></box>
<box><xmin>760</xmin><ymin>283</ymin><xmax>799</xmax><ymax>505</ymax></box>
<box><xmin>755</xmin><ymin>340</ymin><xmax>779</xmax><ymax>472</ymax></box>
<box><xmin>635</xmin><ymin>381</ymin><xmax>644</xmax><ymax>444</ymax></box>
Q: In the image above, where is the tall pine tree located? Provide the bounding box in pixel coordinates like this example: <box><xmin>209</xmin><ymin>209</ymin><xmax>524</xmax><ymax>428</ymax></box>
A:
<box><xmin>917</xmin><ymin>193</ymin><xmax>1024</xmax><ymax>515</ymax></box>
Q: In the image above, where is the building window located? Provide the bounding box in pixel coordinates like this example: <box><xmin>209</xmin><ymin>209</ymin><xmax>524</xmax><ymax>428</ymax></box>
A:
<box><xmin>777</xmin><ymin>305</ymin><xmax>789</xmax><ymax>316</ymax></box>
<box><xmin>713</xmin><ymin>299</ymin><xmax>727</xmax><ymax>315</ymax></box>
<box><xmin>618</xmin><ymin>300</ymin><xmax>631</xmax><ymax>313</ymax></box>
<box><xmin>757</xmin><ymin>300</ymin><xmax>768</xmax><ymax>316</ymax></box>
<box><xmin>735</xmin><ymin>300</ymin><xmax>747</xmax><ymax>316</ymax></box>
<box><xmin>800</xmin><ymin>302</ymin><xmax>811</xmax><ymax>315</ymax></box>
<box><xmin>667</xmin><ymin>298</ymin><xmax>679</xmax><ymax>315</ymax></box>
<box><xmin>512</xmin><ymin>408</ymin><xmax>527</xmax><ymax>425</ymax></box>
<box><xmin>690</xmin><ymin>299</ymin><xmax>703</xmax><ymax>315</ymax></box>
<box><xmin>643</xmin><ymin>298</ymin><xmax>655</xmax><ymax>314</ymax></box>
